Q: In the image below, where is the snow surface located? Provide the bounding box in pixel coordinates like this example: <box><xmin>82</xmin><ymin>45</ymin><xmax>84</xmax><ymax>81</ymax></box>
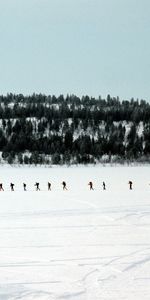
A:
<box><xmin>0</xmin><ymin>165</ymin><xmax>150</xmax><ymax>300</ymax></box>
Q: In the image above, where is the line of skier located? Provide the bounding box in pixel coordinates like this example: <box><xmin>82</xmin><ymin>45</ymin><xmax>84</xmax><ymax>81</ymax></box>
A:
<box><xmin>0</xmin><ymin>181</ymin><xmax>133</xmax><ymax>191</ymax></box>
<box><xmin>0</xmin><ymin>181</ymin><xmax>68</xmax><ymax>191</ymax></box>
<box><xmin>88</xmin><ymin>181</ymin><xmax>133</xmax><ymax>190</ymax></box>
<box><xmin>88</xmin><ymin>181</ymin><xmax>106</xmax><ymax>190</ymax></box>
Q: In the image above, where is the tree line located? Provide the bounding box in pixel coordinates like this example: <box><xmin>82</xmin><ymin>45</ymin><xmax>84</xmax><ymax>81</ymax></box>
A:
<box><xmin>0</xmin><ymin>93</ymin><xmax>150</xmax><ymax>165</ymax></box>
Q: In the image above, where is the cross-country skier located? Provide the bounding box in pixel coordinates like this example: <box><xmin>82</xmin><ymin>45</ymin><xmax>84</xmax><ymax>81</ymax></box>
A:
<box><xmin>48</xmin><ymin>182</ymin><xmax>51</xmax><ymax>191</ymax></box>
<box><xmin>128</xmin><ymin>181</ymin><xmax>133</xmax><ymax>190</ymax></box>
<box><xmin>35</xmin><ymin>182</ymin><xmax>40</xmax><ymax>191</ymax></box>
<box><xmin>10</xmin><ymin>183</ymin><xmax>14</xmax><ymax>191</ymax></box>
<box><xmin>0</xmin><ymin>183</ymin><xmax>4</xmax><ymax>191</ymax></box>
<box><xmin>62</xmin><ymin>181</ymin><xmax>67</xmax><ymax>190</ymax></box>
<box><xmin>103</xmin><ymin>181</ymin><xmax>106</xmax><ymax>190</ymax></box>
<box><xmin>23</xmin><ymin>183</ymin><xmax>27</xmax><ymax>191</ymax></box>
<box><xmin>88</xmin><ymin>181</ymin><xmax>94</xmax><ymax>190</ymax></box>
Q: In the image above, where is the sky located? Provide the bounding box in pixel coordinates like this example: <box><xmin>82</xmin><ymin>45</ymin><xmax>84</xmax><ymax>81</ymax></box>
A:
<box><xmin>0</xmin><ymin>0</ymin><xmax>150</xmax><ymax>101</ymax></box>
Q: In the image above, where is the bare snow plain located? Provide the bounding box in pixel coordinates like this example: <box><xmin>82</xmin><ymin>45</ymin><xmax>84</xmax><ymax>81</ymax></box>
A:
<box><xmin>0</xmin><ymin>165</ymin><xmax>150</xmax><ymax>300</ymax></box>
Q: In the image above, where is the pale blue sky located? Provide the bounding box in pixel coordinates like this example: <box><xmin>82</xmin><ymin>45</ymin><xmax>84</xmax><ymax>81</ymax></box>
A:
<box><xmin>0</xmin><ymin>0</ymin><xmax>150</xmax><ymax>100</ymax></box>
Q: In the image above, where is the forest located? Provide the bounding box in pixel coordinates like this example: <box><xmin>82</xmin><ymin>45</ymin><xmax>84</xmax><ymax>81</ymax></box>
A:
<box><xmin>0</xmin><ymin>93</ymin><xmax>150</xmax><ymax>164</ymax></box>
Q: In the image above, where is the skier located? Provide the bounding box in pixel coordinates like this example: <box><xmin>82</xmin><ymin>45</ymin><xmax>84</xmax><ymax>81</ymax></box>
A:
<box><xmin>103</xmin><ymin>181</ymin><xmax>106</xmax><ymax>190</ymax></box>
<box><xmin>88</xmin><ymin>181</ymin><xmax>94</xmax><ymax>190</ymax></box>
<box><xmin>23</xmin><ymin>183</ymin><xmax>27</xmax><ymax>191</ymax></box>
<box><xmin>48</xmin><ymin>182</ymin><xmax>51</xmax><ymax>191</ymax></box>
<box><xmin>128</xmin><ymin>181</ymin><xmax>133</xmax><ymax>190</ymax></box>
<box><xmin>35</xmin><ymin>182</ymin><xmax>40</xmax><ymax>191</ymax></box>
<box><xmin>62</xmin><ymin>181</ymin><xmax>67</xmax><ymax>190</ymax></box>
<box><xmin>10</xmin><ymin>183</ymin><xmax>15</xmax><ymax>191</ymax></box>
<box><xmin>0</xmin><ymin>183</ymin><xmax>4</xmax><ymax>191</ymax></box>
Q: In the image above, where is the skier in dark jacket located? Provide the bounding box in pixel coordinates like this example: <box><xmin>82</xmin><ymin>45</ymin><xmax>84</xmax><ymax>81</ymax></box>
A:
<box><xmin>88</xmin><ymin>181</ymin><xmax>94</xmax><ymax>190</ymax></box>
<box><xmin>35</xmin><ymin>182</ymin><xmax>40</xmax><ymax>191</ymax></box>
<box><xmin>48</xmin><ymin>182</ymin><xmax>51</xmax><ymax>191</ymax></box>
<box><xmin>102</xmin><ymin>181</ymin><xmax>106</xmax><ymax>190</ymax></box>
<box><xmin>128</xmin><ymin>181</ymin><xmax>133</xmax><ymax>190</ymax></box>
<box><xmin>10</xmin><ymin>183</ymin><xmax>14</xmax><ymax>191</ymax></box>
<box><xmin>23</xmin><ymin>183</ymin><xmax>27</xmax><ymax>191</ymax></box>
<box><xmin>62</xmin><ymin>181</ymin><xmax>67</xmax><ymax>190</ymax></box>
<box><xmin>0</xmin><ymin>183</ymin><xmax>4</xmax><ymax>191</ymax></box>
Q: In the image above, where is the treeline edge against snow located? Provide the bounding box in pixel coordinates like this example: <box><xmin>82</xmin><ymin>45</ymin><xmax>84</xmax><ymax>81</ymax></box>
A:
<box><xmin>0</xmin><ymin>93</ymin><xmax>150</xmax><ymax>165</ymax></box>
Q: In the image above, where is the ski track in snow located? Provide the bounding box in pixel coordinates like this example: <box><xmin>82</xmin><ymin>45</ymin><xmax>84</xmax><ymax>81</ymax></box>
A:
<box><xmin>0</xmin><ymin>166</ymin><xmax>150</xmax><ymax>299</ymax></box>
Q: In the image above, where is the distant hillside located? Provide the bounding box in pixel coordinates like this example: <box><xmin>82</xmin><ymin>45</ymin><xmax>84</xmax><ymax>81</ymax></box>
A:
<box><xmin>0</xmin><ymin>93</ymin><xmax>150</xmax><ymax>165</ymax></box>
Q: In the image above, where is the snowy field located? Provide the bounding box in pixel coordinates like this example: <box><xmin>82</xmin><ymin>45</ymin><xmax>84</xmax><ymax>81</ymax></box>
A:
<box><xmin>0</xmin><ymin>165</ymin><xmax>150</xmax><ymax>300</ymax></box>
